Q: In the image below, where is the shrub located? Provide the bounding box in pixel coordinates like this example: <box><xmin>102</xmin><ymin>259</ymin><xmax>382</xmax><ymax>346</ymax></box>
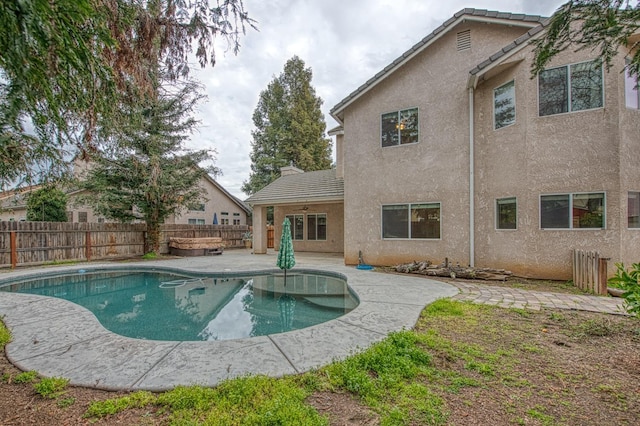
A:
<box><xmin>608</xmin><ymin>262</ymin><xmax>640</xmax><ymax>317</ymax></box>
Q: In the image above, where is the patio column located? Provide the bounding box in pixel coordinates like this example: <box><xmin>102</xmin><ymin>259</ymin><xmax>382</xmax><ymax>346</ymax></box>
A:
<box><xmin>252</xmin><ymin>205</ymin><xmax>268</xmax><ymax>254</ymax></box>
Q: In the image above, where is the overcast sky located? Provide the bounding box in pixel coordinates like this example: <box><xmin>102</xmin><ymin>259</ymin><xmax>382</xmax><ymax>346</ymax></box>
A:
<box><xmin>189</xmin><ymin>0</ymin><xmax>565</xmax><ymax>199</ymax></box>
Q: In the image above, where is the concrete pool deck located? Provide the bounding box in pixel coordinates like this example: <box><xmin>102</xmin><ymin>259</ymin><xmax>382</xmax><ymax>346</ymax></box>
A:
<box><xmin>0</xmin><ymin>251</ymin><xmax>458</xmax><ymax>391</ymax></box>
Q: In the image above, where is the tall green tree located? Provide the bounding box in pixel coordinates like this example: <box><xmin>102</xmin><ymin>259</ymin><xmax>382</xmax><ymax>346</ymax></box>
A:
<box><xmin>79</xmin><ymin>78</ymin><xmax>217</xmax><ymax>253</ymax></box>
<box><xmin>242</xmin><ymin>56</ymin><xmax>332</xmax><ymax>195</ymax></box>
<box><xmin>0</xmin><ymin>0</ymin><xmax>254</xmax><ymax>188</ymax></box>
<box><xmin>532</xmin><ymin>1</ymin><xmax>639</xmax><ymax>78</ymax></box>
<box><xmin>26</xmin><ymin>186</ymin><xmax>68</xmax><ymax>222</ymax></box>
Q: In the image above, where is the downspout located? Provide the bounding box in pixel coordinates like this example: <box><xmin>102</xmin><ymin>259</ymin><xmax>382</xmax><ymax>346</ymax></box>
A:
<box><xmin>468</xmin><ymin>86</ymin><xmax>475</xmax><ymax>268</ymax></box>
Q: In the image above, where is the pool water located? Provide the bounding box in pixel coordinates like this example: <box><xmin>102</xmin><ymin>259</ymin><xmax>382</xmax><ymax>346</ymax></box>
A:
<box><xmin>0</xmin><ymin>269</ymin><xmax>358</xmax><ymax>341</ymax></box>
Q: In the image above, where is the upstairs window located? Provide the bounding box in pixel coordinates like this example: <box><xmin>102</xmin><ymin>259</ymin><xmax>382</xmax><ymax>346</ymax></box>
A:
<box><xmin>539</xmin><ymin>60</ymin><xmax>603</xmax><ymax>116</ymax></box>
<box><xmin>494</xmin><ymin>80</ymin><xmax>516</xmax><ymax>129</ymax></box>
<box><xmin>625</xmin><ymin>59</ymin><xmax>639</xmax><ymax>109</ymax></box>
<box><xmin>381</xmin><ymin>108</ymin><xmax>419</xmax><ymax>147</ymax></box>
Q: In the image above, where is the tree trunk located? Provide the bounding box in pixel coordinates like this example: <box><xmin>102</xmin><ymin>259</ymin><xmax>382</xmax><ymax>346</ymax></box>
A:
<box><xmin>147</xmin><ymin>222</ymin><xmax>161</xmax><ymax>254</ymax></box>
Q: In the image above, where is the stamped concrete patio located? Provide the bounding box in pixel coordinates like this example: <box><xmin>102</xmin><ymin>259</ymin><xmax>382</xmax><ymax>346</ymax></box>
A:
<box><xmin>0</xmin><ymin>251</ymin><xmax>457</xmax><ymax>391</ymax></box>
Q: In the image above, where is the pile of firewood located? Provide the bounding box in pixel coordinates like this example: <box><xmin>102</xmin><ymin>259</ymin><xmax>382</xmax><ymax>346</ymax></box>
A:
<box><xmin>394</xmin><ymin>259</ymin><xmax>512</xmax><ymax>281</ymax></box>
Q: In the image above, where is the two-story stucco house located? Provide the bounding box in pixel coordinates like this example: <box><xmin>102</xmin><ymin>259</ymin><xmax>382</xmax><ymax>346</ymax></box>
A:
<box><xmin>246</xmin><ymin>8</ymin><xmax>640</xmax><ymax>279</ymax></box>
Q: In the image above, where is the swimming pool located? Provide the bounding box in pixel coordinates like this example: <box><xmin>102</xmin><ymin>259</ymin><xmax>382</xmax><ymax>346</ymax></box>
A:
<box><xmin>0</xmin><ymin>268</ymin><xmax>359</xmax><ymax>341</ymax></box>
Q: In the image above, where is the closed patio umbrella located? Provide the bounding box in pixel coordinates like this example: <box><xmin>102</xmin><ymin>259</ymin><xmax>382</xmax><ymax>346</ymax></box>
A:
<box><xmin>276</xmin><ymin>218</ymin><xmax>296</xmax><ymax>286</ymax></box>
<box><xmin>213</xmin><ymin>213</ymin><xmax>218</xmax><ymax>224</ymax></box>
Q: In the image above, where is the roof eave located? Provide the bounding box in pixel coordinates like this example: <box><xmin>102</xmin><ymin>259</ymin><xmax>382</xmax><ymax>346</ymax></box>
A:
<box><xmin>247</xmin><ymin>195</ymin><xmax>344</xmax><ymax>207</ymax></box>
<box><xmin>330</xmin><ymin>10</ymin><xmax>545</xmax><ymax>118</ymax></box>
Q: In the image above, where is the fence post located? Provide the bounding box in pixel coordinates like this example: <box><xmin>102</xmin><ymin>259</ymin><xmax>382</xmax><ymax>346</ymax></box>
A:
<box><xmin>598</xmin><ymin>257</ymin><xmax>610</xmax><ymax>295</ymax></box>
<box><xmin>10</xmin><ymin>230</ymin><xmax>17</xmax><ymax>269</ymax></box>
<box><xmin>85</xmin><ymin>231</ymin><xmax>92</xmax><ymax>261</ymax></box>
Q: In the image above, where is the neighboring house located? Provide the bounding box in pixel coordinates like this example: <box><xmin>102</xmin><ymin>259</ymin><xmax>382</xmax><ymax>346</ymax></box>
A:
<box><xmin>0</xmin><ymin>164</ymin><xmax>250</xmax><ymax>226</ymax></box>
<box><xmin>247</xmin><ymin>8</ymin><xmax>640</xmax><ymax>279</ymax></box>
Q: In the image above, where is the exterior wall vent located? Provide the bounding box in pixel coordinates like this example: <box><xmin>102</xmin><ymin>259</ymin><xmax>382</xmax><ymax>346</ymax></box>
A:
<box><xmin>457</xmin><ymin>30</ymin><xmax>471</xmax><ymax>51</ymax></box>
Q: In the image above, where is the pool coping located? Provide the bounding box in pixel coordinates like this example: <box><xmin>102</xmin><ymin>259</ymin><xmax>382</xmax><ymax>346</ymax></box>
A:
<box><xmin>0</xmin><ymin>252</ymin><xmax>458</xmax><ymax>391</ymax></box>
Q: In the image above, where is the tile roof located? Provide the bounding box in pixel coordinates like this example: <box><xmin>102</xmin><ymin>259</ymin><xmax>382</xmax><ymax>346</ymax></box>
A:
<box><xmin>330</xmin><ymin>8</ymin><xmax>546</xmax><ymax>121</ymax></box>
<box><xmin>245</xmin><ymin>169</ymin><xmax>344</xmax><ymax>205</ymax></box>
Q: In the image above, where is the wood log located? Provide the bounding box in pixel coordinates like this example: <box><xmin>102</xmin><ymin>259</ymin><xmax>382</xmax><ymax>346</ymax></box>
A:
<box><xmin>393</xmin><ymin>260</ymin><xmax>512</xmax><ymax>281</ymax></box>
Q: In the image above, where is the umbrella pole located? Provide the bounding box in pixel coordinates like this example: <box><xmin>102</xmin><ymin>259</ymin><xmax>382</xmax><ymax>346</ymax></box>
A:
<box><xmin>284</xmin><ymin>268</ymin><xmax>287</xmax><ymax>287</ymax></box>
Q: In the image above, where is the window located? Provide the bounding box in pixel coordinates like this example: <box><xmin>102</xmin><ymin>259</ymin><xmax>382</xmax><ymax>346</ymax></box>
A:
<box><xmin>494</xmin><ymin>80</ymin><xmax>515</xmax><ymax>129</ymax></box>
<box><xmin>78</xmin><ymin>212</ymin><xmax>88</xmax><ymax>223</ymax></box>
<box><xmin>381</xmin><ymin>108</ymin><xmax>419</xmax><ymax>147</ymax></box>
<box><xmin>66</xmin><ymin>211</ymin><xmax>73</xmax><ymax>222</ymax></box>
<box><xmin>285</xmin><ymin>214</ymin><xmax>304</xmax><ymax>240</ymax></box>
<box><xmin>233</xmin><ymin>219</ymin><xmax>241</xmax><ymax>225</ymax></box>
<box><xmin>540</xmin><ymin>192</ymin><xmax>605</xmax><ymax>229</ymax></box>
<box><xmin>189</xmin><ymin>203</ymin><xmax>205</xmax><ymax>211</ymax></box>
<box><xmin>188</xmin><ymin>218</ymin><xmax>205</xmax><ymax>225</ymax></box>
<box><xmin>233</xmin><ymin>212</ymin><xmax>240</xmax><ymax>216</ymax></box>
<box><xmin>625</xmin><ymin>59</ymin><xmax>639</xmax><ymax>109</ymax></box>
<box><xmin>629</xmin><ymin>192</ymin><xmax>640</xmax><ymax>228</ymax></box>
<box><xmin>496</xmin><ymin>197</ymin><xmax>517</xmax><ymax>229</ymax></box>
<box><xmin>539</xmin><ymin>60</ymin><xmax>603</xmax><ymax>116</ymax></box>
<box><xmin>307</xmin><ymin>214</ymin><xmax>327</xmax><ymax>241</ymax></box>
<box><xmin>221</xmin><ymin>212</ymin><xmax>229</xmax><ymax>225</ymax></box>
<box><xmin>382</xmin><ymin>203</ymin><xmax>440</xmax><ymax>239</ymax></box>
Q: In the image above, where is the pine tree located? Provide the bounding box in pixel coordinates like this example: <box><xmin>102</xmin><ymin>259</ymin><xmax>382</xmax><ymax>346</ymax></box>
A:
<box><xmin>79</xmin><ymin>79</ymin><xmax>217</xmax><ymax>253</ymax></box>
<box><xmin>242</xmin><ymin>56</ymin><xmax>332</xmax><ymax>195</ymax></box>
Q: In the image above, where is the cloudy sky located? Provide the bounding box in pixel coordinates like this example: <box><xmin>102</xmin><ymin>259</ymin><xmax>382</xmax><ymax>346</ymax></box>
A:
<box><xmin>189</xmin><ymin>0</ymin><xmax>565</xmax><ymax>199</ymax></box>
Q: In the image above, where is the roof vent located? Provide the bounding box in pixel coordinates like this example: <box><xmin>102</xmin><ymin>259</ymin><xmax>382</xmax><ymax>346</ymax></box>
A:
<box><xmin>457</xmin><ymin>30</ymin><xmax>471</xmax><ymax>51</ymax></box>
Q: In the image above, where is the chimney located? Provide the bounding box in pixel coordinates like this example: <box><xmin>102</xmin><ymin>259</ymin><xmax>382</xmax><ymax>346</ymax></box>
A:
<box><xmin>280</xmin><ymin>165</ymin><xmax>304</xmax><ymax>176</ymax></box>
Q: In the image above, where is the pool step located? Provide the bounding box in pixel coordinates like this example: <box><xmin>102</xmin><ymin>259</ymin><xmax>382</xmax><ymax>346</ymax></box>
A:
<box><xmin>303</xmin><ymin>296</ymin><xmax>358</xmax><ymax>310</ymax></box>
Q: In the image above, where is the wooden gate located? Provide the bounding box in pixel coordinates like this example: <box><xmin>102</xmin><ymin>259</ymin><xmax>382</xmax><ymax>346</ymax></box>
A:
<box><xmin>267</xmin><ymin>225</ymin><xmax>274</xmax><ymax>248</ymax></box>
<box><xmin>572</xmin><ymin>249</ymin><xmax>609</xmax><ymax>295</ymax></box>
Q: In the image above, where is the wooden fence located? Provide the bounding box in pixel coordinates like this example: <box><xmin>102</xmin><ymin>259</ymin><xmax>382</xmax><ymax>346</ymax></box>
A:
<box><xmin>572</xmin><ymin>249</ymin><xmax>609</xmax><ymax>295</ymax></box>
<box><xmin>0</xmin><ymin>222</ymin><xmax>250</xmax><ymax>269</ymax></box>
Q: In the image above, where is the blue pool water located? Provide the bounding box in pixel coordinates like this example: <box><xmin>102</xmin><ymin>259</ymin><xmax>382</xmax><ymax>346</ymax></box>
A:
<box><xmin>0</xmin><ymin>269</ymin><xmax>358</xmax><ymax>341</ymax></box>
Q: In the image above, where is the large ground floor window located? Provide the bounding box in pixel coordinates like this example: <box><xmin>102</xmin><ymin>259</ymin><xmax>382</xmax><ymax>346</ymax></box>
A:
<box><xmin>285</xmin><ymin>213</ymin><xmax>327</xmax><ymax>241</ymax></box>
<box><xmin>540</xmin><ymin>192</ymin><xmax>605</xmax><ymax>229</ymax></box>
<box><xmin>629</xmin><ymin>192</ymin><xmax>640</xmax><ymax>228</ymax></box>
<box><xmin>382</xmin><ymin>203</ymin><xmax>441</xmax><ymax>239</ymax></box>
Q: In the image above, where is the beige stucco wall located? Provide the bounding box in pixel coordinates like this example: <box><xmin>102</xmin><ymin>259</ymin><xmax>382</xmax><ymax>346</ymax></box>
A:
<box><xmin>273</xmin><ymin>202</ymin><xmax>344</xmax><ymax>253</ymax></box>
<box><xmin>167</xmin><ymin>179</ymin><xmax>248</xmax><ymax>226</ymax></box>
<box><xmin>341</xmin><ymin>22</ymin><xmax>529</xmax><ymax>266</ymax></box>
<box><xmin>473</xmin><ymin>42</ymin><xmax>635</xmax><ymax>278</ymax></box>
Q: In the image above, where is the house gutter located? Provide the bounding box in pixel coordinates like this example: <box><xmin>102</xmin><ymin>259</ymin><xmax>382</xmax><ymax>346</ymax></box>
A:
<box><xmin>468</xmin><ymin>86</ymin><xmax>475</xmax><ymax>268</ymax></box>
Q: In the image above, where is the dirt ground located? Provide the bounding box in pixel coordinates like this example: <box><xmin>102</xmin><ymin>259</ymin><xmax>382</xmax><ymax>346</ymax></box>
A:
<box><xmin>1</xmin><ymin>278</ymin><xmax>638</xmax><ymax>425</ymax></box>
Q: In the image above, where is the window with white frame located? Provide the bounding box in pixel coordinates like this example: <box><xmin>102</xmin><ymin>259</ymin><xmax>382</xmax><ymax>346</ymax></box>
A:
<box><xmin>233</xmin><ymin>219</ymin><xmax>241</xmax><ymax>225</ymax></box>
<box><xmin>629</xmin><ymin>191</ymin><xmax>640</xmax><ymax>228</ymax></box>
<box><xmin>625</xmin><ymin>59</ymin><xmax>639</xmax><ymax>110</ymax></box>
<box><xmin>188</xmin><ymin>218</ymin><xmax>205</xmax><ymax>225</ymax></box>
<box><xmin>285</xmin><ymin>214</ymin><xmax>304</xmax><ymax>240</ymax></box>
<box><xmin>540</xmin><ymin>192</ymin><xmax>605</xmax><ymax>229</ymax></box>
<box><xmin>494</xmin><ymin>80</ymin><xmax>515</xmax><ymax>129</ymax></box>
<box><xmin>539</xmin><ymin>60</ymin><xmax>603</xmax><ymax>116</ymax></box>
<box><xmin>382</xmin><ymin>203</ymin><xmax>440</xmax><ymax>239</ymax></box>
<box><xmin>381</xmin><ymin>108</ymin><xmax>419</xmax><ymax>147</ymax></box>
<box><xmin>307</xmin><ymin>213</ymin><xmax>327</xmax><ymax>241</ymax></box>
<box><xmin>496</xmin><ymin>197</ymin><xmax>517</xmax><ymax>229</ymax></box>
<box><xmin>221</xmin><ymin>212</ymin><xmax>229</xmax><ymax>225</ymax></box>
